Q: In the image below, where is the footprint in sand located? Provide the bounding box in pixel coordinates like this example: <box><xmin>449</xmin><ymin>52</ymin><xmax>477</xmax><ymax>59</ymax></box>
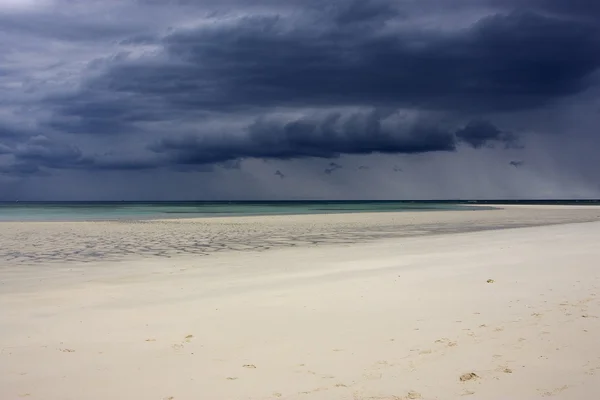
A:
<box><xmin>531</xmin><ymin>313</ymin><xmax>543</xmax><ymax>317</ymax></box>
<box><xmin>172</xmin><ymin>335</ymin><xmax>195</xmax><ymax>350</ymax></box>
<box><xmin>435</xmin><ymin>338</ymin><xmax>458</xmax><ymax>347</ymax></box>
<box><xmin>495</xmin><ymin>365</ymin><xmax>513</xmax><ymax>374</ymax></box>
<box><xmin>459</xmin><ymin>372</ymin><xmax>479</xmax><ymax>382</ymax></box>
<box><xmin>540</xmin><ymin>385</ymin><xmax>569</xmax><ymax>397</ymax></box>
<box><xmin>585</xmin><ymin>366</ymin><xmax>600</xmax><ymax>376</ymax></box>
<box><xmin>299</xmin><ymin>386</ymin><xmax>328</xmax><ymax>395</ymax></box>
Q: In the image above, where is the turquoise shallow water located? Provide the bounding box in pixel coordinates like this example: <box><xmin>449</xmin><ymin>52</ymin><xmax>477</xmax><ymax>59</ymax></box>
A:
<box><xmin>0</xmin><ymin>200</ymin><xmax>597</xmax><ymax>222</ymax></box>
<box><xmin>0</xmin><ymin>201</ymin><xmax>488</xmax><ymax>221</ymax></box>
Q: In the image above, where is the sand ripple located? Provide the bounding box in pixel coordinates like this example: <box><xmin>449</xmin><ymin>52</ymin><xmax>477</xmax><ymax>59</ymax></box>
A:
<box><xmin>1</xmin><ymin>206</ymin><xmax>598</xmax><ymax>264</ymax></box>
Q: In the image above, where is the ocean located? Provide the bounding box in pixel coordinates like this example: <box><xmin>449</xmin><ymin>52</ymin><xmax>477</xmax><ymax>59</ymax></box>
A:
<box><xmin>0</xmin><ymin>200</ymin><xmax>597</xmax><ymax>222</ymax></box>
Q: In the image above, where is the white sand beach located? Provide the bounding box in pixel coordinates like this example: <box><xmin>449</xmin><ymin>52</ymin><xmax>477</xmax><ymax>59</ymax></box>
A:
<box><xmin>1</xmin><ymin>206</ymin><xmax>600</xmax><ymax>400</ymax></box>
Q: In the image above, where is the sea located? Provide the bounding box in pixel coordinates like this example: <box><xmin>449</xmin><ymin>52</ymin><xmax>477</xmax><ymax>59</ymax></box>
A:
<box><xmin>0</xmin><ymin>200</ymin><xmax>598</xmax><ymax>222</ymax></box>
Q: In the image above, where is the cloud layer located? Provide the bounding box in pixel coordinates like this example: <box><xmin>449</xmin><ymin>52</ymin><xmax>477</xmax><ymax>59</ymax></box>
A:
<box><xmin>1</xmin><ymin>0</ymin><xmax>599</xmax><ymax>199</ymax></box>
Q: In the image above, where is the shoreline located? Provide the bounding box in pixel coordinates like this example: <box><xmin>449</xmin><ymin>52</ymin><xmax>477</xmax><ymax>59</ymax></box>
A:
<box><xmin>0</xmin><ymin>202</ymin><xmax>598</xmax><ymax>224</ymax></box>
<box><xmin>0</xmin><ymin>206</ymin><xmax>491</xmax><ymax>224</ymax></box>
<box><xmin>0</xmin><ymin>203</ymin><xmax>491</xmax><ymax>224</ymax></box>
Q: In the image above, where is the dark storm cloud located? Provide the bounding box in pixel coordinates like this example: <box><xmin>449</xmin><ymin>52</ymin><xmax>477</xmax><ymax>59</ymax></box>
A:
<box><xmin>324</xmin><ymin>162</ymin><xmax>343</xmax><ymax>175</ymax></box>
<box><xmin>0</xmin><ymin>135</ymin><xmax>162</xmax><ymax>175</ymax></box>
<box><xmin>0</xmin><ymin>122</ymin><xmax>32</xmax><ymax>142</ymax></box>
<box><xmin>0</xmin><ymin>126</ymin><xmax>20</xmax><ymax>140</ymax></box>
<box><xmin>0</xmin><ymin>144</ymin><xmax>12</xmax><ymax>155</ymax></box>
<box><xmin>1</xmin><ymin>0</ymin><xmax>600</xmax><ymax>199</ymax></box>
<box><xmin>50</xmin><ymin>4</ymin><xmax>600</xmax><ymax>134</ymax></box>
<box><xmin>510</xmin><ymin>160</ymin><xmax>524</xmax><ymax>168</ymax></box>
<box><xmin>330</xmin><ymin>0</ymin><xmax>401</xmax><ymax>25</ymax></box>
<box><xmin>455</xmin><ymin>120</ymin><xmax>518</xmax><ymax>149</ymax></box>
<box><xmin>499</xmin><ymin>0</ymin><xmax>600</xmax><ymax>19</ymax></box>
<box><xmin>146</xmin><ymin>112</ymin><xmax>518</xmax><ymax>169</ymax></box>
<box><xmin>220</xmin><ymin>159</ymin><xmax>242</xmax><ymax>170</ymax></box>
<box><xmin>10</xmin><ymin>136</ymin><xmax>90</xmax><ymax>170</ymax></box>
<box><xmin>1</xmin><ymin>110</ymin><xmax>513</xmax><ymax>176</ymax></box>
<box><xmin>148</xmin><ymin>110</ymin><xmax>465</xmax><ymax>167</ymax></box>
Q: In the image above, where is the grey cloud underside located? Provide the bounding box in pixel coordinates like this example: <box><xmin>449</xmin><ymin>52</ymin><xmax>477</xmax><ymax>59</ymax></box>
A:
<box><xmin>1</xmin><ymin>112</ymin><xmax>515</xmax><ymax>175</ymax></box>
<box><xmin>0</xmin><ymin>135</ymin><xmax>161</xmax><ymax>175</ymax></box>
<box><xmin>147</xmin><ymin>112</ymin><xmax>515</xmax><ymax>168</ymax></box>
<box><xmin>455</xmin><ymin>120</ymin><xmax>518</xmax><ymax>149</ymax></box>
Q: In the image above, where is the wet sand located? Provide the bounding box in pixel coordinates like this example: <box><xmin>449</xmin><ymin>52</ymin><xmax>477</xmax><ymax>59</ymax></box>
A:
<box><xmin>0</xmin><ymin>204</ymin><xmax>599</xmax><ymax>265</ymax></box>
<box><xmin>1</xmin><ymin>206</ymin><xmax>600</xmax><ymax>399</ymax></box>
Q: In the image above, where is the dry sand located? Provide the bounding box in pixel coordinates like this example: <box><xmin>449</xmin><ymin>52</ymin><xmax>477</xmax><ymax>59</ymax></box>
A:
<box><xmin>1</xmin><ymin>206</ymin><xmax>600</xmax><ymax>399</ymax></box>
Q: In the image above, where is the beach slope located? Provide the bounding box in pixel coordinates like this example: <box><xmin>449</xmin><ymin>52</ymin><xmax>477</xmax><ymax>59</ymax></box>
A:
<box><xmin>1</xmin><ymin>209</ymin><xmax>600</xmax><ymax>399</ymax></box>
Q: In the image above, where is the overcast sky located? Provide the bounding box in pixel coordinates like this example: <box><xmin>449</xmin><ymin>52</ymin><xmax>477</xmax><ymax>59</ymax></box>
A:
<box><xmin>1</xmin><ymin>0</ymin><xmax>599</xmax><ymax>200</ymax></box>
